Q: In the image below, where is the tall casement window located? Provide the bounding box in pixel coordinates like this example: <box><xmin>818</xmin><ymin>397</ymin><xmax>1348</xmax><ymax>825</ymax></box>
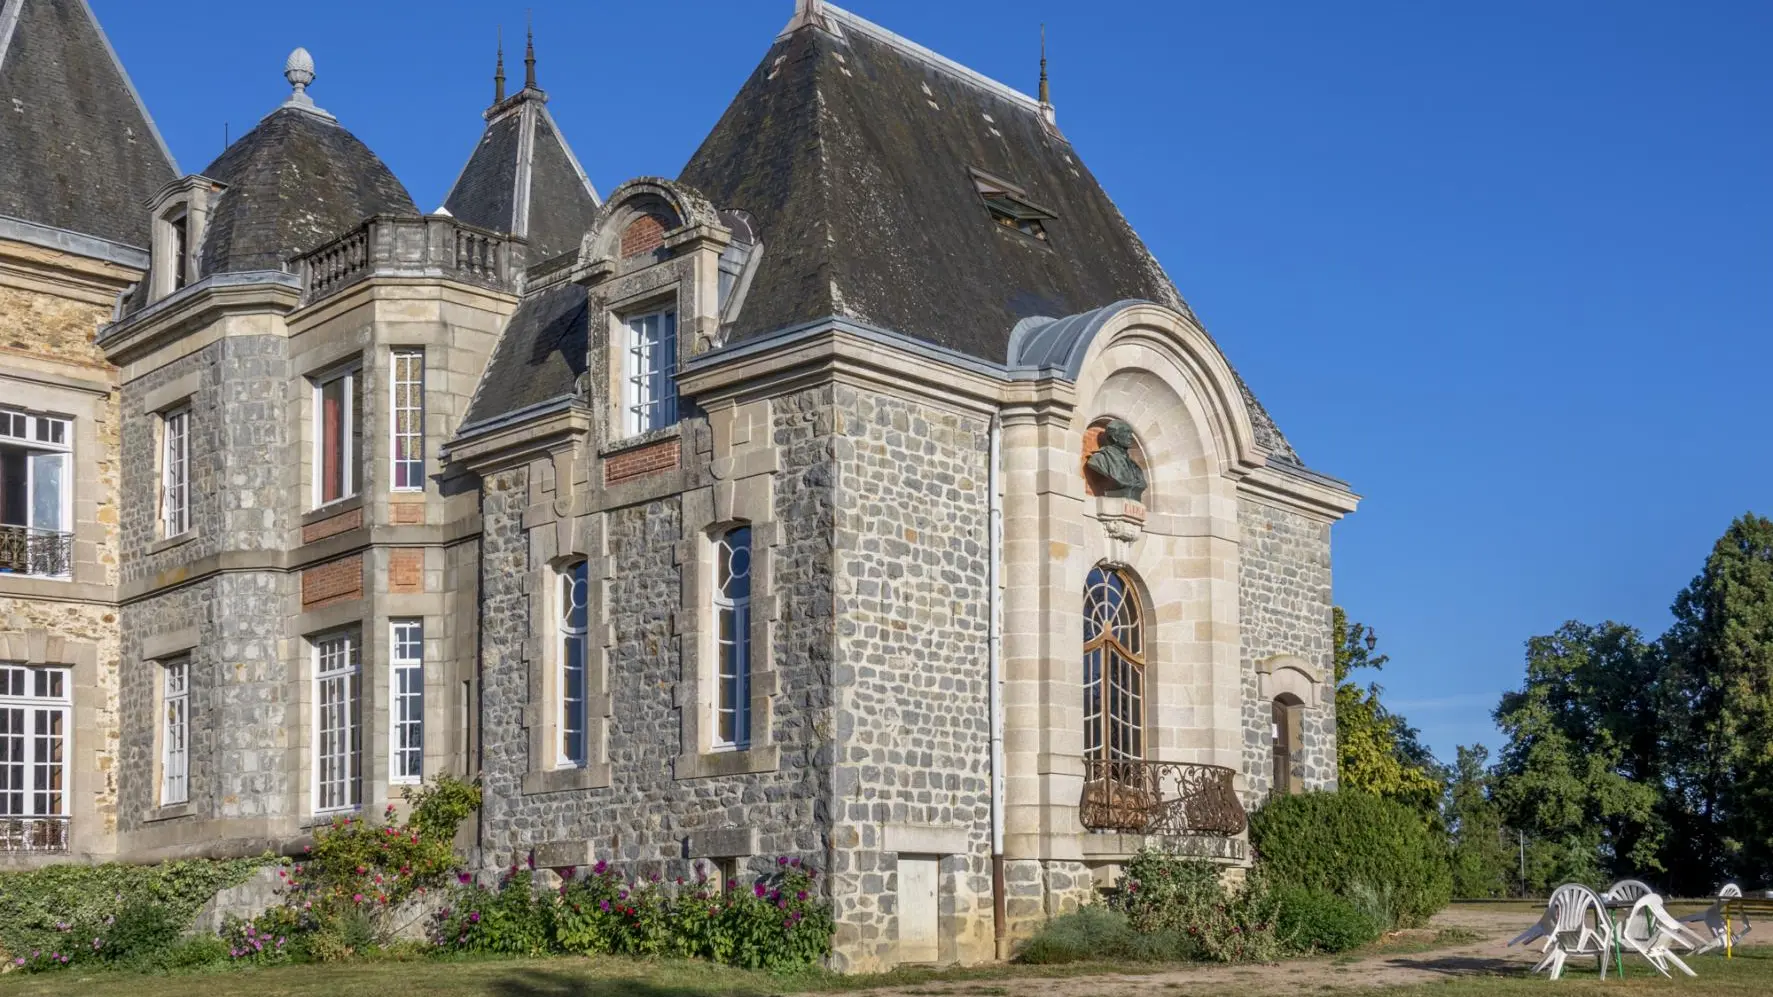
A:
<box><xmin>713</xmin><ymin>526</ymin><xmax>753</xmax><ymax>749</ymax></box>
<box><xmin>558</xmin><ymin>561</ymin><xmax>589</xmax><ymax>768</ymax></box>
<box><xmin>622</xmin><ymin>309</ymin><xmax>677</xmax><ymax>437</ymax></box>
<box><xmin>1271</xmin><ymin>695</ymin><xmax>1303</xmax><ymax>795</ymax></box>
<box><xmin>391</xmin><ymin>619</ymin><xmax>423</xmax><ymax>784</ymax></box>
<box><xmin>161</xmin><ymin>658</ymin><xmax>189</xmax><ymax>805</ymax></box>
<box><xmin>390</xmin><ymin>350</ymin><xmax>424</xmax><ymax>491</ymax></box>
<box><xmin>1083</xmin><ymin>566</ymin><xmax>1145</xmax><ymax>761</ymax></box>
<box><xmin>0</xmin><ymin>408</ymin><xmax>73</xmax><ymax>576</ymax></box>
<box><xmin>159</xmin><ymin>407</ymin><xmax>190</xmax><ymax>538</ymax></box>
<box><xmin>0</xmin><ymin>665</ymin><xmax>70</xmax><ymax>847</ymax></box>
<box><xmin>313</xmin><ymin>366</ymin><xmax>361</xmax><ymax>506</ymax></box>
<box><xmin>313</xmin><ymin>633</ymin><xmax>362</xmax><ymax>813</ymax></box>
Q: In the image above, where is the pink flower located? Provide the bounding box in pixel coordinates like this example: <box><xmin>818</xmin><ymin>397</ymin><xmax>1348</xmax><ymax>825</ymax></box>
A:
<box><xmin>754</xmin><ymin>882</ymin><xmax>766</xmax><ymax>897</ymax></box>
<box><xmin>353</xmin><ymin>893</ymin><xmax>365</xmax><ymax>903</ymax></box>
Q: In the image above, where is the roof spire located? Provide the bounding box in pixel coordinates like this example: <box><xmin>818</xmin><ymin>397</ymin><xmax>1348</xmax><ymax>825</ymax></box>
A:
<box><xmin>1038</xmin><ymin>24</ymin><xmax>1050</xmax><ymax>105</ymax></box>
<box><xmin>494</xmin><ymin>26</ymin><xmax>506</xmax><ymax>103</ymax></box>
<box><xmin>524</xmin><ymin>11</ymin><xmax>536</xmax><ymax>90</ymax></box>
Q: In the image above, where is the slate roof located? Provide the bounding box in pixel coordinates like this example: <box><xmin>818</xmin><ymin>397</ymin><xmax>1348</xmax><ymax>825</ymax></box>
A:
<box><xmin>443</xmin><ymin>82</ymin><xmax>601</xmax><ymax>265</ymax></box>
<box><xmin>459</xmin><ymin>278</ymin><xmax>587</xmax><ymax>430</ymax></box>
<box><xmin>679</xmin><ymin>5</ymin><xmax>1297</xmax><ymax>460</ymax></box>
<box><xmin>196</xmin><ymin>104</ymin><xmax>418</xmax><ymax>275</ymax></box>
<box><xmin>0</xmin><ymin>0</ymin><xmax>176</xmax><ymax>248</ymax></box>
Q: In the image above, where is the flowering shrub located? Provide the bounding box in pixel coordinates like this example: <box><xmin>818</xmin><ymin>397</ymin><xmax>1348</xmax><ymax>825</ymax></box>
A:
<box><xmin>220</xmin><ymin>907</ymin><xmax>300</xmax><ymax>965</ymax></box>
<box><xmin>5</xmin><ymin>895</ymin><xmax>194</xmax><ymax>973</ymax></box>
<box><xmin>1106</xmin><ymin>850</ymin><xmax>1283</xmax><ymax>963</ymax></box>
<box><xmin>432</xmin><ymin>856</ymin><xmax>833</xmax><ymax>970</ymax></box>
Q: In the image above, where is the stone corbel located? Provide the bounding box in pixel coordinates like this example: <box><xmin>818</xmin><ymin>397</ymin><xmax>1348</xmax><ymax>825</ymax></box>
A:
<box><xmin>1093</xmin><ymin>495</ymin><xmax>1147</xmax><ymax>566</ymax></box>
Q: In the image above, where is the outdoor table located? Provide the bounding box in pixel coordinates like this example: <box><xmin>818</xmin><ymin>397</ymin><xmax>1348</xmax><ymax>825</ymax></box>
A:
<box><xmin>1720</xmin><ymin>897</ymin><xmax>1773</xmax><ymax>959</ymax></box>
<box><xmin>1602</xmin><ymin>898</ymin><xmax>1637</xmax><ymax>978</ymax></box>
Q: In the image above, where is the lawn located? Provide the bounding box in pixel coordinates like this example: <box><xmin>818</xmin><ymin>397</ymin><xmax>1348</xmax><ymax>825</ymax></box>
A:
<box><xmin>0</xmin><ymin>943</ymin><xmax>1761</xmax><ymax>997</ymax></box>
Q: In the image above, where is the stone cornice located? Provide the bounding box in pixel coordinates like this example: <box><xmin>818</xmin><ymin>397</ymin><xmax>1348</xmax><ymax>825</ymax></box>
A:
<box><xmin>1237</xmin><ymin>459</ymin><xmax>1361</xmax><ymax>524</ymax></box>
<box><xmin>99</xmin><ymin>273</ymin><xmax>300</xmax><ymax>366</ymax></box>
<box><xmin>0</xmin><ymin>230</ymin><xmax>144</xmax><ymax>306</ymax></box>
<box><xmin>287</xmin><ymin>273</ymin><xmax>520</xmax><ymax>331</ymax></box>
<box><xmin>446</xmin><ymin>403</ymin><xmax>594</xmax><ymax>475</ymax></box>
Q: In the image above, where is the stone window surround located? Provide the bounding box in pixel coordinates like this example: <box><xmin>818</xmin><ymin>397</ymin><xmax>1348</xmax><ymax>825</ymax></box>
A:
<box><xmin>146</xmin><ymin>177</ymin><xmax>220</xmax><ymax>304</ymax></box>
<box><xmin>1257</xmin><ymin>654</ymin><xmax>1321</xmax><ymax>798</ymax></box>
<box><xmin>0</xmin><ymin>369</ymin><xmax>118</xmax><ymax>591</ymax></box>
<box><xmin>603</xmin><ymin>284</ymin><xmax>682</xmax><ymax>448</ymax></box>
<box><xmin>673</xmin><ymin>399</ymin><xmax>780</xmax><ymax>780</ymax></box>
<box><xmin>521</xmin><ymin>480</ymin><xmax>613</xmax><ymax>796</ymax></box>
<box><xmin>310</xmin><ymin>359</ymin><xmax>363</xmax><ymax>511</ymax></box>
<box><xmin>0</xmin><ymin>630</ymin><xmax>102</xmax><ymax>863</ymax></box>
<box><xmin>140</xmin><ymin>626</ymin><xmax>199</xmax><ymax>823</ymax></box>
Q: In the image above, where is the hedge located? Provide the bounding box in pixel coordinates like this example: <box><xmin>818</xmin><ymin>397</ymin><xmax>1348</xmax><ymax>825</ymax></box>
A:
<box><xmin>0</xmin><ymin>856</ymin><xmax>267</xmax><ymax>962</ymax></box>
<box><xmin>1248</xmin><ymin>790</ymin><xmax>1452</xmax><ymax>929</ymax></box>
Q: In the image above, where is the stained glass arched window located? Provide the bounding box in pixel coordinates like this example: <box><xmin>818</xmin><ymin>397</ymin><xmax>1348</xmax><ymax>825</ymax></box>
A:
<box><xmin>1083</xmin><ymin>565</ymin><xmax>1145</xmax><ymax>761</ymax></box>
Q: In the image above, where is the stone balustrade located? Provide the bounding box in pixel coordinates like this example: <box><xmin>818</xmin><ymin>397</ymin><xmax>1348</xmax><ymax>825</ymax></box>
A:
<box><xmin>297</xmin><ymin>215</ymin><xmax>524</xmax><ymax>305</ymax></box>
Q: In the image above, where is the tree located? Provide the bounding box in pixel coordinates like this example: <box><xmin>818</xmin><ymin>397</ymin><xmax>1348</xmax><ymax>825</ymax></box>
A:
<box><xmin>1663</xmin><ymin>513</ymin><xmax>1773</xmax><ymax>888</ymax></box>
<box><xmin>1445</xmin><ymin>745</ymin><xmax>1513</xmax><ymax>897</ymax></box>
<box><xmin>1333</xmin><ymin>607</ymin><xmax>1444</xmax><ymax>815</ymax></box>
<box><xmin>1490</xmin><ymin>621</ymin><xmax>1665</xmax><ymax>890</ymax></box>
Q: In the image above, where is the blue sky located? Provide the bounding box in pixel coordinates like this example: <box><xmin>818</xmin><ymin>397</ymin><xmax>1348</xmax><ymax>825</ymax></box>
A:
<box><xmin>92</xmin><ymin>1</ymin><xmax>1772</xmax><ymax>762</ymax></box>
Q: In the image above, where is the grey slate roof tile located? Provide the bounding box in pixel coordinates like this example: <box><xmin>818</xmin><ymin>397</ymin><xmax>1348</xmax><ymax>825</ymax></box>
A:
<box><xmin>196</xmin><ymin>106</ymin><xmax>418</xmax><ymax>275</ymax></box>
<box><xmin>459</xmin><ymin>278</ymin><xmax>587</xmax><ymax>430</ymax></box>
<box><xmin>443</xmin><ymin>88</ymin><xmax>600</xmax><ymax>266</ymax></box>
<box><xmin>0</xmin><ymin>0</ymin><xmax>176</xmax><ymax>247</ymax></box>
<box><xmin>678</xmin><ymin>13</ymin><xmax>1298</xmax><ymax>461</ymax></box>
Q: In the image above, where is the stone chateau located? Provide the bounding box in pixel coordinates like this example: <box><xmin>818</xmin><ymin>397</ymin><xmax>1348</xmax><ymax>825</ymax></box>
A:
<box><xmin>0</xmin><ymin>0</ymin><xmax>1357</xmax><ymax>970</ymax></box>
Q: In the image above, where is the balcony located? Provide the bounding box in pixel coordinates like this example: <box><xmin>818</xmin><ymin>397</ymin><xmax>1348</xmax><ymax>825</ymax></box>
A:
<box><xmin>0</xmin><ymin>816</ymin><xmax>70</xmax><ymax>853</ymax></box>
<box><xmin>1080</xmin><ymin>758</ymin><xmax>1248</xmax><ymax>837</ymax></box>
<box><xmin>297</xmin><ymin>214</ymin><xmax>524</xmax><ymax>307</ymax></box>
<box><xmin>0</xmin><ymin>526</ymin><xmax>72</xmax><ymax>577</ymax></box>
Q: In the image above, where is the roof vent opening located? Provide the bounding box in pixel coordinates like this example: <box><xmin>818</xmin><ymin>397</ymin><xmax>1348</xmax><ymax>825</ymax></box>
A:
<box><xmin>971</xmin><ymin>168</ymin><xmax>1055</xmax><ymax>241</ymax></box>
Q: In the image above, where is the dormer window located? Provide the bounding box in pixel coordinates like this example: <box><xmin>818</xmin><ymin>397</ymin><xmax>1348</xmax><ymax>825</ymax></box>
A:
<box><xmin>168</xmin><ymin>211</ymin><xmax>189</xmax><ymax>290</ymax></box>
<box><xmin>972</xmin><ymin>168</ymin><xmax>1055</xmax><ymax>241</ymax></box>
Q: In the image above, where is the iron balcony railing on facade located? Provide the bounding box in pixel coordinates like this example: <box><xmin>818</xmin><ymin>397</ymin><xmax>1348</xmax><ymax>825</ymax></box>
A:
<box><xmin>297</xmin><ymin>214</ymin><xmax>525</xmax><ymax>306</ymax></box>
<box><xmin>0</xmin><ymin>526</ymin><xmax>73</xmax><ymax>577</ymax></box>
<box><xmin>1080</xmin><ymin>757</ymin><xmax>1248</xmax><ymax>837</ymax></box>
<box><xmin>0</xmin><ymin>816</ymin><xmax>71</xmax><ymax>853</ymax></box>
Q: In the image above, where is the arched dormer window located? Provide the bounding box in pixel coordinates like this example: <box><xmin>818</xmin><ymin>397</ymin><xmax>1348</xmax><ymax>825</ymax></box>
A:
<box><xmin>1083</xmin><ymin>565</ymin><xmax>1145</xmax><ymax>761</ymax></box>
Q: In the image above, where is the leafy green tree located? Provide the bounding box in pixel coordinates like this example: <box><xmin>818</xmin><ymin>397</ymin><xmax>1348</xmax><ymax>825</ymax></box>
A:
<box><xmin>1490</xmin><ymin>621</ymin><xmax>1665</xmax><ymax>890</ymax></box>
<box><xmin>1663</xmin><ymin>513</ymin><xmax>1773</xmax><ymax>888</ymax></box>
<box><xmin>1445</xmin><ymin>745</ymin><xmax>1514</xmax><ymax>897</ymax></box>
<box><xmin>1333</xmin><ymin>608</ymin><xmax>1444</xmax><ymax>815</ymax></box>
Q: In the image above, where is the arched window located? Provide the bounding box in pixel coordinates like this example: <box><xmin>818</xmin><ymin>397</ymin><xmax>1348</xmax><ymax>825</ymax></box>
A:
<box><xmin>1083</xmin><ymin>565</ymin><xmax>1144</xmax><ymax>761</ymax></box>
<box><xmin>714</xmin><ymin>526</ymin><xmax>752</xmax><ymax>748</ymax></box>
<box><xmin>559</xmin><ymin>560</ymin><xmax>589</xmax><ymax>768</ymax></box>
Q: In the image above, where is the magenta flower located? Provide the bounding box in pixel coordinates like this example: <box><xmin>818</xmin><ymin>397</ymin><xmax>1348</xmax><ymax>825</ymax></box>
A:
<box><xmin>753</xmin><ymin>882</ymin><xmax>766</xmax><ymax>897</ymax></box>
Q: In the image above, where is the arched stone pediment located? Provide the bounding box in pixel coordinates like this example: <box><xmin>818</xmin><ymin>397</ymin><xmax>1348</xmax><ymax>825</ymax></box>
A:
<box><xmin>1257</xmin><ymin>654</ymin><xmax>1324</xmax><ymax>707</ymax></box>
<box><xmin>579</xmin><ymin>177</ymin><xmax>720</xmax><ymax>264</ymax></box>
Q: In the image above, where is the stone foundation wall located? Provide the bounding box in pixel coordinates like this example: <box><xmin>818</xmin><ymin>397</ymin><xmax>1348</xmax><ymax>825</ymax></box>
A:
<box><xmin>1237</xmin><ymin>499</ymin><xmax>1337</xmax><ymax>801</ymax></box>
<box><xmin>828</xmin><ymin>385</ymin><xmax>994</xmax><ymax>970</ymax></box>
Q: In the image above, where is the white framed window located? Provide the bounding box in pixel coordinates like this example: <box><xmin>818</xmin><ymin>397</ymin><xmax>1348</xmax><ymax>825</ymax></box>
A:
<box><xmin>0</xmin><ymin>665</ymin><xmax>70</xmax><ymax>822</ymax></box>
<box><xmin>713</xmin><ymin>525</ymin><xmax>752</xmax><ymax>749</ymax></box>
<box><xmin>391</xmin><ymin>619</ymin><xmax>423</xmax><ymax>784</ymax></box>
<box><xmin>161</xmin><ymin>658</ymin><xmax>189</xmax><ymax>805</ymax></box>
<box><xmin>313</xmin><ymin>632</ymin><xmax>361</xmax><ymax>813</ymax></box>
<box><xmin>0</xmin><ymin>408</ymin><xmax>73</xmax><ymax>577</ymax></box>
<box><xmin>313</xmin><ymin>365</ymin><xmax>361</xmax><ymax>507</ymax></box>
<box><xmin>390</xmin><ymin>350</ymin><xmax>424</xmax><ymax>491</ymax></box>
<box><xmin>622</xmin><ymin>309</ymin><xmax>677</xmax><ymax>437</ymax></box>
<box><xmin>160</xmin><ymin>407</ymin><xmax>190</xmax><ymax>538</ymax></box>
<box><xmin>558</xmin><ymin>560</ymin><xmax>589</xmax><ymax>768</ymax></box>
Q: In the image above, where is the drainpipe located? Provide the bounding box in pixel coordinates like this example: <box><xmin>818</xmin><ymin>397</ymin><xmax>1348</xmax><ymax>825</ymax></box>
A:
<box><xmin>988</xmin><ymin>412</ymin><xmax>1008</xmax><ymax>960</ymax></box>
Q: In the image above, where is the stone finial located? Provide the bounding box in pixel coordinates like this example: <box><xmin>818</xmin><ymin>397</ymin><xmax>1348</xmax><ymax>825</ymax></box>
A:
<box><xmin>1038</xmin><ymin>25</ymin><xmax>1050</xmax><ymax>105</ymax></box>
<box><xmin>494</xmin><ymin>27</ymin><xmax>506</xmax><ymax>103</ymax></box>
<box><xmin>285</xmin><ymin>47</ymin><xmax>315</xmax><ymax>101</ymax></box>
<box><xmin>279</xmin><ymin>46</ymin><xmax>334</xmax><ymax>119</ymax></box>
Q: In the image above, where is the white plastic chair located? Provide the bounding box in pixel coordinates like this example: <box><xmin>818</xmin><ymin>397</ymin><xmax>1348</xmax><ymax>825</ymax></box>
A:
<box><xmin>1515</xmin><ymin>883</ymin><xmax>1613</xmax><ymax>980</ymax></box>
<box><xmin>1618</xmin><ymin>893</ymin><xmax>1701</xmax><ymax>977</ymax></box>
<box><xmin>1603</xmin><ymin>879</ymin><xmax>1653</xmax><ymax>903</ymax></box>
<box><xmin>1682</xmin><ymin>883</ymin><xmax>1752</xmax><ymax>955</ymax></box>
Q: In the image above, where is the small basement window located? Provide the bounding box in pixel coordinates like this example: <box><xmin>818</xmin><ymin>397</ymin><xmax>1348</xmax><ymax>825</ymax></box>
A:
<box><xmin>972</xmin><ymin>168</ymin><xmax>1056</xmax><ymax>241</ymax></box>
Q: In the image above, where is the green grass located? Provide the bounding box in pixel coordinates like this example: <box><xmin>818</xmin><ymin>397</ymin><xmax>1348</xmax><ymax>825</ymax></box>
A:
<box><xmin>0</xmin><ymin>944</ymin><xmax>1762</xmax><ymax>997</ymax></box>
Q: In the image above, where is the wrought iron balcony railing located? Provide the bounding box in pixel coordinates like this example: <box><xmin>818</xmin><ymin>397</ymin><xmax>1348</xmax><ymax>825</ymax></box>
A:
<box><xmin>0</xmin><ymin>526</ymin><xmax>73</xmax><ymax>577</ymax></box>
<box><xmin>0</xmin><ymin>816</ymin><xmax>70</xmax><ymax>853</ymax></box>
<box><xmin>1081</xmin><ymin>758</ymin><xmax>1248</xmax><ymax>837</ymax></box>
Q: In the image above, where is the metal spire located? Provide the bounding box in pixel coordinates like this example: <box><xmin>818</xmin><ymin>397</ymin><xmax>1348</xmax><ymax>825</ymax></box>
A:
<box><xmin>494</xmin><ymin>26</ymin><xmax>506</xmax><ymax>103</ymax></box>
<box><xmin>1038</xmin><ymin>24</ymin><xmax>1050</xmax><ymax>106</ymax></box>
<box><xmin>524</xmin><ymin>11</ymin><xmax>537</xmax><ymax>90</ymax></box>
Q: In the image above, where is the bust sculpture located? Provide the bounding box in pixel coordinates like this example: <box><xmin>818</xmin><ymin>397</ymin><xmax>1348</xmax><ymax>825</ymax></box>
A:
<box><xmin>1086</xmin><ymin>419</ymin><xmax>1147</xmax><ymax>497</ymax></box>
